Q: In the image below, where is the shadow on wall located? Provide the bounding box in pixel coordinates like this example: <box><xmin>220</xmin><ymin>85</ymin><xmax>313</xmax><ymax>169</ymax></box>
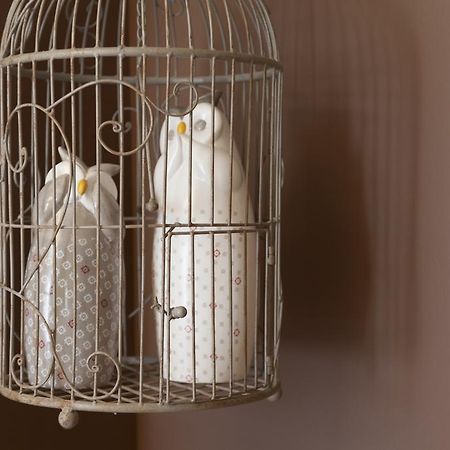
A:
<box><xmin>138</xmin><ymin>2</ymin><xmax>421</xmax><ymax>450</ymax></box>
<box><xmin>281</xmin><ymin>0</ymin><xmax>419</xmax><ymax>362</ymax></box>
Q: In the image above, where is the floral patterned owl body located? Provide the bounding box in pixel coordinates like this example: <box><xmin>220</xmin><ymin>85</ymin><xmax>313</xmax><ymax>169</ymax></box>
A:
<box><xmin>24</xmin><ymin>148</ymin><xmax>122</xmax><ymax>391</ymax></box>
<box><xmin>153</xmin><ymin>103</ymin><xmax>257</xmax><ymax>384</ymax></box>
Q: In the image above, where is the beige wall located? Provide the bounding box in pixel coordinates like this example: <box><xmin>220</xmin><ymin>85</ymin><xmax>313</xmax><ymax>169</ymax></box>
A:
<box><xmin>137</xmin><ymin>1</ymin><xmax>450</xmax><ymax>449</ymax></box>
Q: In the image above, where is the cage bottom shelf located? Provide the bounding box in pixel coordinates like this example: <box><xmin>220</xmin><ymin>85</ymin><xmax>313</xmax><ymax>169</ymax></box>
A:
<box><xmin>0</xmin><ymin>358</ymin><xmax>280</xmax><ymax>414</ymax></box>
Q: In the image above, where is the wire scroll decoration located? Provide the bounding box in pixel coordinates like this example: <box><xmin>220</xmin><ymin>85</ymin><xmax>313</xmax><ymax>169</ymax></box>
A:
<box><xmin>0</xmin><ymin>78</ymin><xmax>199</xmax><ymax>400</ymax></box>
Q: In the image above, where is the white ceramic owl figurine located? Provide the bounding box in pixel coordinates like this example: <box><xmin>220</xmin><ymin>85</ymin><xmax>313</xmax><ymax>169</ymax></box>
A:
<box><xmin>153</xmin><ymin>102</ymin><xmax>257</xmax><ymax>384</ymax></box>
<box><xmin>24</xmin><ymin>148</ymin><xmax>122</xmax><ymax>391</ymax></box>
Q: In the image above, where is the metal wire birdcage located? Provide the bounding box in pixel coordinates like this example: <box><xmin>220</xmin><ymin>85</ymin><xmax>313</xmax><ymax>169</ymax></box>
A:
<box><xmin>0</xmin><ymin>0</ymin><xmax>283</xmax><ymax>428</ymax></box>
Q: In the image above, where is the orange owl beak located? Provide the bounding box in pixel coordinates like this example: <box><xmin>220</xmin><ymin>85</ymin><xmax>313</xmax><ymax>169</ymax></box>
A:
<box><xmin>77</xmin><ymin>179</ymin><xmax>88</xmax><ymax>196</ymax></box>
<box><xmin>177</xmin><ymin>121</ymin><xmax>187</xmax><ymax>135</ymax></box>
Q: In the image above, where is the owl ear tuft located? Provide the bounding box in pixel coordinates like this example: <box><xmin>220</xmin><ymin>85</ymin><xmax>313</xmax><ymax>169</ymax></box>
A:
<box><xmin>57</xmin><ymin>146</ymin><xmax>70</xmax><ymax>162</ymax></box>
<box><xmin>99</xmin><ymin>164</ymin><xmax>120</xmax><ymax>177</ymax></box>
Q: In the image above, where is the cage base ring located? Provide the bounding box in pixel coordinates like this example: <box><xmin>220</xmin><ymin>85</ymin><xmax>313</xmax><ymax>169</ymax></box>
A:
<box><xmin>0</xmin><ymin>361</ymin><xmax>281</xmax><ymax>414</ymax></box>
<box><xmin>0</xmin><ymin>384</ymin><xmax>281</xmax><ymax>415</ymax></box>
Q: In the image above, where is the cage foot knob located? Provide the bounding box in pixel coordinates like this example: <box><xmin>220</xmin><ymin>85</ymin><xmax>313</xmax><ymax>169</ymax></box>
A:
<box><xmin>146</xmin><ymin>198</ymin><xmax>159</xmax><ymax>212</ymax></box>
<box><xmin>268</xmin><ymin>388</ymin><xmax>282</xmax><ymax>403</ymax></box>
<box><xmin>58</xmin><ymin>408</ymin><xmax>79</xmax><ymax>430</ymax></box>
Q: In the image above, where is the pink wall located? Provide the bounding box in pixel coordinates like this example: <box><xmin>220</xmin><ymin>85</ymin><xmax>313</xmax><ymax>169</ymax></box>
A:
<box><xmin>138</xmin><ymin>1</ymin><xmax>450</xmax><ymax>449</ymax></box>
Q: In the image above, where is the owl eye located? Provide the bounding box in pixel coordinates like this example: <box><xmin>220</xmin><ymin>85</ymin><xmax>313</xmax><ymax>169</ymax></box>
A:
<box><xmin>168</xmin><ymin>130</ymin><xmax>175</xmax><ymax>140</ymax></box>
<box><xmin>194</xmin><ymin>120</ymin><xmax>207</xmax><ymax>132</ymax></box>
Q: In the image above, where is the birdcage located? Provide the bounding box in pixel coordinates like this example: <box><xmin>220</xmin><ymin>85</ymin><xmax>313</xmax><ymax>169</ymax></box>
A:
<box><xmin>0</xmin><ymin>0</ymin><xmax>283</xmax><ymax>428</ymax></box>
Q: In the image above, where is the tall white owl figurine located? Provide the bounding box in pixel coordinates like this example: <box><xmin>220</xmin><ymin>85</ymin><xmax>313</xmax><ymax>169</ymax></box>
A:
<box><xmin>153</xmin><ymin>102</ymin><xmax>257</xmax><ymax>384</ymax></box>
<box><xmin>24</xmin><ymin>147</ymin><xmax>122</xmax><ymax>391</ymax></box>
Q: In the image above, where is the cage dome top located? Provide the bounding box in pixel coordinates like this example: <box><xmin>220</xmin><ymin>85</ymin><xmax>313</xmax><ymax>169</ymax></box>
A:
<box><xmin>1</xmin><ymin>0</ymin><xmax>279</xmax><ymax>66</ymax></box>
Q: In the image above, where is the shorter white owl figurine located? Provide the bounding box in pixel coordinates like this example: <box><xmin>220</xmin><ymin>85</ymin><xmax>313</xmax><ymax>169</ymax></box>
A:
<box><xmin>153</xmin><ymin>102</ymin><xmax>257</xmax><ymax>384</ymax></box>
<box><xmin>24</xmin><ymin>148</ymin><xmax>122</xmax><ymax>391</ymax></box>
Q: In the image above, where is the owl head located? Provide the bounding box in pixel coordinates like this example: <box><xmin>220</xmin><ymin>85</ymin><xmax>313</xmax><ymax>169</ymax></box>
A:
<box><xmin>159</xmin><ymin>102</ymin><xmax>230</xmax><ymax>153</ymax></box>
<box><xmin>35</xmin><ymin>147</ymin><xmax>120</xmax><ymax>240</ymax></box>
<box><xmin>45</xmin><ymin>147</ymin><xmax>120</xmax><ymax>203</ymax></box>
<box><xmin>157</xmin><ymin>102</ymin><xmax>233</xmax><ymax>185</ymax></box>
<box><xmin>155</xmin><ymin>102</ymin><xmax>245</xmax><ymax>204</ymax></box>
<box><xmin>180</xmin><ymin>102</ymin><xmax>229</xmax><ymax>147</ymax></box>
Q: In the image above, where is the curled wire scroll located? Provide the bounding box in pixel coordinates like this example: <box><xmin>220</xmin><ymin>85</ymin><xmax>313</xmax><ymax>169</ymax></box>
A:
<box><xmin>1</xmin><ymin>78</ymin><xmax>198</xmax><ymax>167</ymax></box>
<box><xmin>4</xmin><ymin>285</ymin><xmax>122</xmax><ymax>400</ymax></box>
<box><xmin>0</xmin><ymin>78</ymin><xmax>199</xmax><ymax>399</ymax></box>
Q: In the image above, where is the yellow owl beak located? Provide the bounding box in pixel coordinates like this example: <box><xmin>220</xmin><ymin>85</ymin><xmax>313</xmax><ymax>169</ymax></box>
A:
<box><xmin>177</xmin><ymin>121</ymin><xmax>187</xmax><ymax>135</ymax></box>
<box><xmin>77</xmin><ymin>179</ymin><xmax>88</xmax><ymax>196</ymax></box>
